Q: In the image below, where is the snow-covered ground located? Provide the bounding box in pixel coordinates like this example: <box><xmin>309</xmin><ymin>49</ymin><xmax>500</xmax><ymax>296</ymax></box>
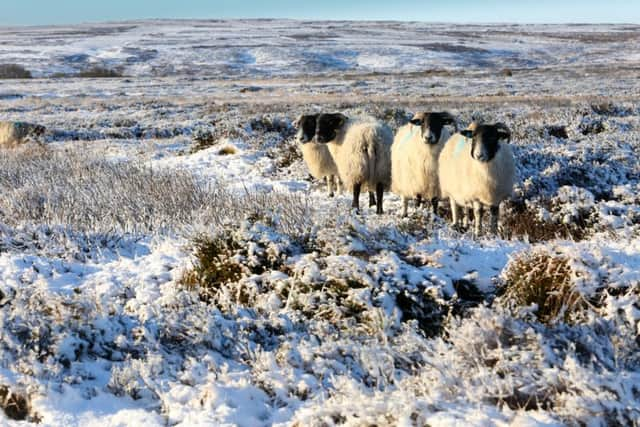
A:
<box><xmin>0</xmin><ymin>20</ymin><xmax>639</xmax><ymax>426</ymax></box>
<box><xmin>1</xmin><ymin>20</ymin><xmax>639</xmax><ymax>79</ymax></box>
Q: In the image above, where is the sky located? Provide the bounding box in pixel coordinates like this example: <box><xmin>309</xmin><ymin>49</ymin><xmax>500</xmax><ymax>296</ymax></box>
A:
<box><xmin>1</xmin><ymin>0</ymin><xmax>638</xmax><ymax>26</ymax></box>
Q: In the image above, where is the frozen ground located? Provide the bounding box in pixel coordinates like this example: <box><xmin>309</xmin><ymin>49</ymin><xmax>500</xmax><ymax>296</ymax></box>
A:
<box><xmin>1</xmin><ymin>20</ymin><xmax>639</xmax><ymax>79</ymax></box>
<box><xmin>0</xmin><ymin>20</ymin><xmax>639</xmax><ymax>426</ymax></box>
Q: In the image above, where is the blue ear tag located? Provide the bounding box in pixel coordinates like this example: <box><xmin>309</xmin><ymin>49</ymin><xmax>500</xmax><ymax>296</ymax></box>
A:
<box><xmin>453</xmin><ymin>134</ymin><xmax>467</xmax><ymax>158</ymax></box>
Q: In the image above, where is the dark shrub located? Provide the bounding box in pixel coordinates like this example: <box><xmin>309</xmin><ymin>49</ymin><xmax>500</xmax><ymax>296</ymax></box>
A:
<box><xmin>0</xmin><ymin>64</ymin><xmax>32</xmax><ymax>79</ymax></box>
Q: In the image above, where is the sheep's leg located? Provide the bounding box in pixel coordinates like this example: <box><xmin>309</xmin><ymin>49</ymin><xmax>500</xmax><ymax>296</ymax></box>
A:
<box><xmin>369</xmin><ymin>192</ymin><xmax>376</xmax><ymax>207</ymax></box>
<box><xmin>352</xmin><ymin>183</ymin><xmax>361</xmax><ymax>212</ymax></box>
<box><xmin>462</xmin><ymin>206</ymin><xmax>472</xmax><ymax>228</ymax></box>
<box><xmin>401</xmin><ymin>196</ymin><xmax>409</xmax><ymax>217</ymax></box>
<box><xmin>473</xmin><ymin>201</ymin><xmax>484</xmax><ymax>237</ymax></box>
<box><xmin>327</xmin><ymin>176</ymin><xmax>335</xmax><ymax>198</ymax></box>
<box><xmin>416</xmin><ymin>195</ymin><xmax>423</xmax><ymax>208</ymax></box>
<box><xmin>431</xmin><ymin>197</ymin><xmax>439</xmax><ymax>216</ymax></box>
<box><xmin>335</xmin><ymin>176</ymin><xmax>342</xmax><ymax>194</ymax></box>
<box><xmin>450</xmin><ymin>199</ymin><xmax>460</xmax><ymax>227</ymax></box>
<box><xmin>490</xmin><ymin>205</ymin><xmax>499</xmax><ymax>235</ymax></box>
<box><xmin>376</xmin><ymin>183</ymin><xmax>384</xmax><ymax>215</ymax></box>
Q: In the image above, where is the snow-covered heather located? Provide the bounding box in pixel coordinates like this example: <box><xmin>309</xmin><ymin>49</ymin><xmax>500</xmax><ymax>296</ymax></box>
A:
<box><xmin>0</xmin><ymin>20</ymin><xmax>639</xmax><ymax>426</ymax></box>
<box><xmin>0</xmin><ymin>20</ymin><xmax>639</xmax><ymax>79</ymax></box>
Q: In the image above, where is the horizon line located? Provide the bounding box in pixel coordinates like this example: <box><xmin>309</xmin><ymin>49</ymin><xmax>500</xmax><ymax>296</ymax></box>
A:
<box><xmin>1</xmin><ymin>17</ymin><xmax>638</xmax><ymax>29</ymax></box>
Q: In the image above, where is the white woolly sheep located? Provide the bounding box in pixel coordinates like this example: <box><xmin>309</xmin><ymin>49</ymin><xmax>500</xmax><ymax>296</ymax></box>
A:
<box><xmin>0</xmin><ymin>121</ymin><xmax>46</xmax><ymax>148</ymax></box>
<box><xmin>293</xmin><ymin>114</ymin><xmax>341</xmax><ymax>197</ymax></box>
<box><xmin>391</xmin><ymin>111</ymin><xmax>457</xmax><ymax>217</ymax></box>
<box><xmin>438</xmin><ymin>122</ymin><xmax>515</xmax><ymax>236</ymax></box>
<box><xmin>315</xmin><ymin>113</ymin><xmax>393</xmax><ymax>214</ymax></box>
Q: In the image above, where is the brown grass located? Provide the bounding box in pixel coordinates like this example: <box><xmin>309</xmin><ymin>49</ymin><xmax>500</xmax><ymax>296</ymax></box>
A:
<box><xmin>545</xmin><ymin>125</ymin><xmax>568</xmax><ymax>139</ymax></box>
<box><xmin>0</xmin><ymin>64</ymin><xmax>32</xmax><ymax>79</ymax></box>
<box><xmin>78</xmin><ymin>67</ymin><xmax>123</xmax><ymax>78</ymax></box>
<box><xmin>52</xmin><ymin>66</ymin><xmax>123</xmax><ymax>78</ymax></box>
<box><xmin>191</xmin><ymin>128</ymin><xmax>243</xmax><ymax>153</ymax></box>
<box><xmin>501</xmin><ymin>68</ymin><xmax>513</xmax><ymax>77</ymax></box>
<box><xmin>218</xmin><ymin>145</ymin><xmax>238</xmax><ymax>155</ymax></box>
<box><xmin>396</xmin><ymin>210</ymin><xmax>434</xmax><ymax>240</ymax></box>
<box><xmin>274</xmin><ymin>143</ymin><xmax>301</xmax><ymax>169</ymax></box>
<box><xmin>499</xmin><ymin>250</ymin><xmax>585</xmax><ymax>325</ymax></box>
<box><xmin>500</xmin><ymin>200</ymin><xmax>589</xmax><ymax>243</ymax></box>
<box><xmin>180</xmin><ymin>236</ymin><xmax>245</xmax><ymax>304</ymax></box>
<box><xmin>0</xmin><ymin>385</ymin><xmax>38</xmax><ymax>422</ymax></box>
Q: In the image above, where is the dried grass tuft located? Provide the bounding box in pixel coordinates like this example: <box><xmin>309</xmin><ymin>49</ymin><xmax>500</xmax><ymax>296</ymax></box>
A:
<box><xmin>499</xmin><ymin>249</ymin><xmax>585</xmax><ymax>324</ymax></box>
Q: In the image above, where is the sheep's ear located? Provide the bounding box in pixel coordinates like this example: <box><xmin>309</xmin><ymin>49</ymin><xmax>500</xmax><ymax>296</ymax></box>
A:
<box><xmin>292</xmin><ymin>115</ymin><xmax>302</xmax><ymax>128</ymax></box>
<box><xmin>495</xmin><ymin>123</ymin><xmax>511</xmax><ymax>143</ymax></box>
<box><xmin>460</xmin><ymin>130</ymin><xmax>473</xmax><ymax>139</ymax></box>
<box><xmin>409</xmin><ymin>118</ymin><xmax>422</xmax><ymax>126</ymax></box>
<box><xmin>334</xmin><ymin>113</ymin><xmax>348</xmax><ymax>128</ymax></box>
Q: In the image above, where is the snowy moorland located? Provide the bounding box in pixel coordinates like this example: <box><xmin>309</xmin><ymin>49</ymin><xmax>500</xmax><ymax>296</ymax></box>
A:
<box><xmin>0</xmin><ymin>20</ymin><xmax>639</xmax><ymax>426</ymax></box>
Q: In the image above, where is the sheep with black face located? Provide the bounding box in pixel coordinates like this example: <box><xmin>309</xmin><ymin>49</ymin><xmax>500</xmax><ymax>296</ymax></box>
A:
<box><xmin>438</xmin><ymin>122</ymin><xmax>515</xmax><ymax>236</ymax></box>
<box><xmin>293</xmin><ymin>114</ymin><xmax>341</xmax><ymax>197</ymax></box>
<box><xmin>314</xmin><ymin>113</ymin><xmax>393</xmax><ymax>214</ymax></box>
<box><xmin>0</xmin><ymin>121</ymin><xmax>46</xmax><ymax>148</ymax></box>
<box><xmin>391</xmin><ymin>111</ymin><xmax>457</xmax><ymax>217</ymax></box>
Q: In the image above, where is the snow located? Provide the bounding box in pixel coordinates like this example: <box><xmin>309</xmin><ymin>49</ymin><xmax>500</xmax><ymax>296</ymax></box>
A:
<box><xmin>0</xmin><ymin>18</ymin><xmax>639</xmax><ymax>427</ymax></box>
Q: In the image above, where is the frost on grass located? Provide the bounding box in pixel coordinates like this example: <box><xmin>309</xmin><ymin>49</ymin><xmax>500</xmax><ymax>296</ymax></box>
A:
<box><xmin>0</xmin><ymin>145</ymin><xmax>312</xmax><ymax>239</ymax></box>
<box><xmin>1</xmin><ymin>30</ymin><xmax>640</xmax><ymax>424</ymax></box>
<box><xmin>1</xmin><ymin>139</ymin><xmax>639</xmax><ymax>425</ymax></box>
<box><xmin>499</xmin><ymin>249</ymin><xmax>585</xmax><ymax>324</ymax></box>
<box><xmin>175</xmin><ymin>216</ymin><xmax>639</xmax><ymax>426</ymax></box>
<box><xmin>0</xmin><ymin>146</ymin><xmax>211</xmax><ymax>234</ymax></box>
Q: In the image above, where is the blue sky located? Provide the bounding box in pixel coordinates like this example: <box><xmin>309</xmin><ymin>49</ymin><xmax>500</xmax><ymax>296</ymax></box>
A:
<box><xmin>2</xmin><ymin>0</ymin><xmax>638</xmax><ymax>26</ymax></box>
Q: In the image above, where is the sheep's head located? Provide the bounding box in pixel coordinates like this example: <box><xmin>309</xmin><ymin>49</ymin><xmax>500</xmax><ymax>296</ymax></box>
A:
<box><xmin>460</xmin><ymin>123</ymin><xmax>510</xmax><ymax>162</ymax></box>
<box><xmin>409</xmin><ymin>112</ymin><xmax>457</xmax><ymax>145</ymax></box>
<box><xmin>35</xmin><ymin>124</ymin><xmax>46</xmax><ymax>136</ymax></box>
<box><xmin>15</xmin><ymin>122</ymin><xmax>46</xmax><ymax>142</ymax></box>
<box><xmin>29</xmin><ymin>124</ymin><xmax>46</xmax><ymax>140</ymax></box>
<box><xmin>314</xmin><ymin>113</ymin><xmax>347</xmax><ymax>144</ymax></box>
<box><xmin>292</xmin><ymin>114</ymin><xmax>318</xmax><ymax>144</ymax></box>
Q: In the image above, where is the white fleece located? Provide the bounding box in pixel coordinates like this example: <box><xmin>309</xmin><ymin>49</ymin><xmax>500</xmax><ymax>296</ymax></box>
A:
<box><xmin>300</xmin><ymin>141</ymin><xmax>338</xmax><ymax>180</ymax></box>
<box><xmin>325</xmin><ymin>116</ymin><xmax>393</xmax><ymax>191</ymax></box>
<box><xmin>391</xmin><ymin>123</ymin><xmax>450</xmax><ymax>200</ymax></box>
<box><xmin>438</xmin><ymin>132</ymin><xmax>515</xmax><ymax>208</ymax></box>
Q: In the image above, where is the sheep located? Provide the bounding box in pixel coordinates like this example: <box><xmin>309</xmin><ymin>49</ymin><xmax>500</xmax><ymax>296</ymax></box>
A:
<box><xmin>438</xmin><ymin>122</ymin><xmax>515</xmax><ymax>236</ymax></box>
<box><xmin>391</xmin><ymin>111</ymin><xmax>457</xmax><ymax>217</ymax></box>
<box><xmin>0</xmin><ymin>121</ymin><xmax>46</xmax><ymax>148</ymax></box>
<box><xmin>293</xmin><ymin>114</ymin><xmax>341</xmax><ymax>196</ymax></box>
<box><xmin>314</xmin><ymin>113</ymin><xmax>393</xmax><ymax>214</ymax></box>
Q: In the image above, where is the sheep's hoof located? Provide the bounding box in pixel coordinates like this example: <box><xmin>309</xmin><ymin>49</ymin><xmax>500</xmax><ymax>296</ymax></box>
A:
<box><xmin>329</xmin><ymin>192</ymin><xmax>335</xmax><ymax>198</ymax></box>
